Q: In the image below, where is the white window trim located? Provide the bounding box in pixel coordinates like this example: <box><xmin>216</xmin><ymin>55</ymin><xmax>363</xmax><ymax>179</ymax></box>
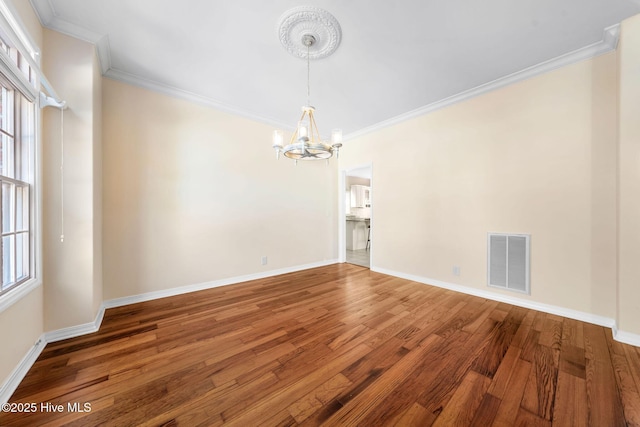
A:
<box><xmin>0</xmin><ymin>1</ymin><xmax>38</xmax><ymax>58</ymax></box>
<box><xmin>0</xmin><ymin>0</ymin><xmax>45</xmax><ymax>313</ymax></box>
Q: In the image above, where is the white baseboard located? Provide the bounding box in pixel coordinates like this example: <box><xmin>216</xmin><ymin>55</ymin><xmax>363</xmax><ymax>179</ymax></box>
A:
<box><xmin>46</xmin><ymin>258</ymin><xmax>340</xmax><ymax>345</ymax></box>
<box><xmin>372</xmin><ymin>266</ymin><xmax>619</xmax><ymax>331</ymax></box>
<box><xmin>0</xmin><ymin>335</ymin><xmax>46</xmax><ymax>405</ymax></box>
<box><xmin>45</xmin><ymin>305</ymin><xmax>106</xmax><ymax>343</ymax></box>
<box><xmin>103</xmin><ymin>259</ymin><xmax>339</xmax><ymax>309</ymax></box>
<box><xmin>0</xmin><ymin>307</ymin><xmax>107</xmax><ymax>405</ymax></box>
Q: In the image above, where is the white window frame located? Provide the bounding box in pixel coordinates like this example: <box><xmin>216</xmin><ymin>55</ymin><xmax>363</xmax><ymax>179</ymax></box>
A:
<box><xmin>0</xmin><ymin>0</ymin><xmax>42</xmax><ymax>313</ymax></box>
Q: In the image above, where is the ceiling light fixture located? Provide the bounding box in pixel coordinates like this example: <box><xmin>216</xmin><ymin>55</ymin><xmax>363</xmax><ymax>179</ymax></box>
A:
<box><xmin>272</xmin><ymin>7</ymin><xmax>342</xmax><ymax>163</ymax></box>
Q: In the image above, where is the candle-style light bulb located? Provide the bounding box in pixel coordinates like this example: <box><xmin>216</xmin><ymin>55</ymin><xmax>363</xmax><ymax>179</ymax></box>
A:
<box><xmin>298</xmin><ymin>121</ymin><xmax>309</xmax><ymax>141</ymax></box>
<box><xmin>272</xmin><ymin>129</ymin><xmax>284</xmax><ymax>148</ymax></box>
<box><xmin>331</xmin><ymin>129</ymin><xmax>342</xmax><ymax>144</ymax></box>
<box><xmin>272</xmin><ymin>129</ymin><xmax>283</xmax><ymax>159</ymax></box>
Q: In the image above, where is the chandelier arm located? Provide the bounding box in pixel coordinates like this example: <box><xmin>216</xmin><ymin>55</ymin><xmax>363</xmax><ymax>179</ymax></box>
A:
<box><xmin>303</xmin><ymin>109</ymin><xmax>310</xmax><ymax>156</ymax></box>
<box><xmin>309</xmin><ymin>111</ymin><xmax>321</xmax><ymax>143</ymax></box>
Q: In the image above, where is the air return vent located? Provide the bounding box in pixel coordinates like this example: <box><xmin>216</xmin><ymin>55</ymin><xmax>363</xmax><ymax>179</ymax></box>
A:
<box><xmin>488</xmin><ymin>233</ymin><xmax>530</xmax><ymax>294</ymax></box>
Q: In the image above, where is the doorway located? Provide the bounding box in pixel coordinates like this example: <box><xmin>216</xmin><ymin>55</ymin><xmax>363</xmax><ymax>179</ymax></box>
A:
<box><xmin>340</xmin><ymin>165</ymin><xmax>372</xmax><ymax>268</ymax></box>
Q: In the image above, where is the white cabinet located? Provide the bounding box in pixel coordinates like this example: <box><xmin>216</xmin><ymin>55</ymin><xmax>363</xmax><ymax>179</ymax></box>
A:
<box><xmin>350</xmin><ymin>185</ymin><xmax>371</xmax><ymax>208</ymax></box>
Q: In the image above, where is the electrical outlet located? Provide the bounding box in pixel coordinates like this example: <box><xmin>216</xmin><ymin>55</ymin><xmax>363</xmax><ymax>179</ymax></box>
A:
<box><xmin>261</xmin><ymin>256</ymin><xmax>268</xmax><ymax>265</ymax></box>
<box><xmin>453</xmin><ymin>265</ymin><xmax>460</xmax><ymax>276</ymax></box>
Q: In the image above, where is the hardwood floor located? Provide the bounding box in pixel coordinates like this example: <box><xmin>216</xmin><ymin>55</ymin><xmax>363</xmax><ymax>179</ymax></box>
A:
<box><xmin>2</xmin><ymin>263</ymin><xmax>640</xmax><ymax>426</ymax></box>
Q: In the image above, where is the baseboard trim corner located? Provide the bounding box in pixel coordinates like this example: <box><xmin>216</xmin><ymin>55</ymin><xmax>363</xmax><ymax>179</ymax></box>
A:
<box><xmin>44</xmin><ymin>304</ymin><xmax>107</xmax><ymax>344</ymax></box>
<box><xmin>613</xmin><ymin>327</ymin><xmax>640</xmax><ymax>347</ymax></box>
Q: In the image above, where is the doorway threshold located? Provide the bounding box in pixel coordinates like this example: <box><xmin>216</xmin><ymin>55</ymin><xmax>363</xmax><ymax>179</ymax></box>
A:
<box><xmin>346</xmin><ymin>249</ymin><xmax>370</xmax><ymax>268</ymax></box>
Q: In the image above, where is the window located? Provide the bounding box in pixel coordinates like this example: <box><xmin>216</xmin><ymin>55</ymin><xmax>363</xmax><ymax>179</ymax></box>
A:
<box><xmin>0</xmin><ymin>29</ymin><xmax>36</xmax><ymax>297</ymax></box>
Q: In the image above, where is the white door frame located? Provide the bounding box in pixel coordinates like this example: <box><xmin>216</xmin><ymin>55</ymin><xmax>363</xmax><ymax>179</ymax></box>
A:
<box><xmin>339</xmin><ymin>163</ymin><xmax>373</xmax><ymax>265</ymax></box>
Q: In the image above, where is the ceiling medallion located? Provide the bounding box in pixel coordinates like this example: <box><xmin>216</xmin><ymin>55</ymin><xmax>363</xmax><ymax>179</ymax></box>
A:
<box><xmin>277</xmin><ymin>6</ymin><xmax>342</xmax><ymax>60</ymax></box>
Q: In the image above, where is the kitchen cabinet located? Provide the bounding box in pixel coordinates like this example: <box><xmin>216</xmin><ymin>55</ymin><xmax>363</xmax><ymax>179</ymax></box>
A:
<box><xmin>350</xmin><ymin>185</ymin><xmax>371</xmax><ymax>208</ymax></box>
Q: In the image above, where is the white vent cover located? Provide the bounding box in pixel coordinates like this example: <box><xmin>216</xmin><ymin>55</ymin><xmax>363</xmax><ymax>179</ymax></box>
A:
<box><xmin>488</xmin><ymin>233</ymin><xmax>530</xmax><ymax>294</ymax></box>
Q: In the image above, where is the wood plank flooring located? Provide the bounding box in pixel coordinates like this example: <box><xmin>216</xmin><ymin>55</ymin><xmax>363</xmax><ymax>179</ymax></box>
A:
<box><xmin>2</xmin><ymin>264</ymin><xmax>640</xmax><ymax>426</ymax></box>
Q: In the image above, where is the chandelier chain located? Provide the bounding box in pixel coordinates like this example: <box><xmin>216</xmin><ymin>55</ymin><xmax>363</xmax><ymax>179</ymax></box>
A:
<box><xmin>307</xmin><ymin>43</ymin><xmax>310</xmax><ymax>106</ymax></box>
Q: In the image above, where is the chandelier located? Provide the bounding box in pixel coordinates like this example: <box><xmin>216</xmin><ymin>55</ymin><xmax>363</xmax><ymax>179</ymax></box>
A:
<box><xmin>272</xmin><ymin>7</ymin><xmax>343</xmax><ymax>163</ymax></box>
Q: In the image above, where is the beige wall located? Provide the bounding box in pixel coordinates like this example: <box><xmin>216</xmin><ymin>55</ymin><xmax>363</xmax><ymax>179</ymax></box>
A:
<box><xmin>340</xmin><ymin>52</ymin><xmax>619</xmax><ymax>319</ymax></box>
<box><xmin>618</xmin><ymin>14</ymin><xmax>640</xmax><ymax>336</ymax></box>
<box><xmin>0</xmin><ymin>0</ymin><xmax>44</xmax><ymax>392</ymax></box>
<box><xmin>42</xmin><ymin>29</ymin><xmax>102</xmax><ymax>331</ymax></box>
<box><xmin>0</xmin><ymin>289</ymin><xmax>43</xmax><ymax>386</ymax></box>
<box><xmin>102</xmin><ymin>79</ymin><xmax>338</xmax><ymax>300</ymax></box>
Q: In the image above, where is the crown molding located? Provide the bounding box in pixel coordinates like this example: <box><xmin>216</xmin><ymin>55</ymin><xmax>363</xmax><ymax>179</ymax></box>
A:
<box><xmin>95</xmin><ymin>35</ymin><xmax>111</xmax><ymax>74</ymax></box>
<box><xmin>30</xmin><ymin>0</ymin><xmax>290</xmax><ymax>128</ymax></box>
<box><xmin>103</xmin><ymin>23</ymin><xmax>619</xmax><ymax>137</ymax></box>
<box><xmin>30</xmin><ymin>0</ymin><xmax>112</xmax><ymax>73</ymax></box>
<box><xmin>27</xmin><ymin>1</ymin><xmax>621</xmax><ymax>139</ymax></box>
<box><xmin>344</xmin><ymin>24</ymin><xmax>620</xmax><ymax>141</ymax></box>
<box><xmin>31</xmin><ymin>0</ymin><xmax>101</xmax><ymax>43</ymax></box>
<box><xmin>103</xmin><ymin>68</ymin><xmax>292</xmax><ymax>129</ymax></box>
<box><xmin>28</xmin><ymin>0</ymin><xmax>53</xmax><ymax>26</ymax></box>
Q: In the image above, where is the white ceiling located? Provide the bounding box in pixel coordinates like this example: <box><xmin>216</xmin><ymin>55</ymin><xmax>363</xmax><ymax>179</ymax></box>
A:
<box><xmin>30</xmin><ymin>0</ymin><xmax>640</xmax><ymax>137</ymax></box>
